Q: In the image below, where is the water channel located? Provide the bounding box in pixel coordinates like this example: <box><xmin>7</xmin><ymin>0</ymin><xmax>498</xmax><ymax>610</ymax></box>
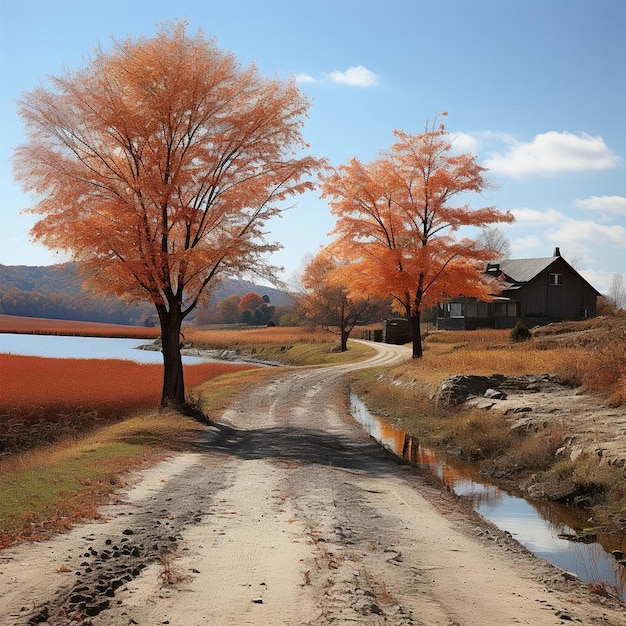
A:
<box><xmin>350</xmin><ymin>393</ymin><xmax>626</xmax><ymax>601</ymax></box>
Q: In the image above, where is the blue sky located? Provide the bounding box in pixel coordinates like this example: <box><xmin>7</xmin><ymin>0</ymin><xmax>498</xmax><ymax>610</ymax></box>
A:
<box><xmin>1</xmin><ymin>0</ymin><xmax>624</xmax><ymax>293</ymax></box>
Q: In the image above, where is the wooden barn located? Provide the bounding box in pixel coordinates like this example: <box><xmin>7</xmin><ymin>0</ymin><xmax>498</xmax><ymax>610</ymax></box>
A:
<box><xmin>437</xmin><ymin>248</ymin><xmax>601</xmax><ymax>330</ymax></box>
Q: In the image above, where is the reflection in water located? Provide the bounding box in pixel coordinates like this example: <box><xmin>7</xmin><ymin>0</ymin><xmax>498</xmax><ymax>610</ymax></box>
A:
<box><xmin>350</xmin><ymin>393</ymin><xmax>626</xmax><ymax>600</ymax></box>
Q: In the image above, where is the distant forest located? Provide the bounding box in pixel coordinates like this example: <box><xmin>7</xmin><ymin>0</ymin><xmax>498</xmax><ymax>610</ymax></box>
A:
<box><xmin>0</xmin><ymin>263</ymin><xmax>292</xmax><ymax>326</ymax></box>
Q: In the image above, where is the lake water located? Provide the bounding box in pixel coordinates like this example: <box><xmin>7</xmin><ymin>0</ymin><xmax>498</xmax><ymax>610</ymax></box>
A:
<box><xmin>350</xmin><ymin>393</ymin><xmax>626</xmax><ymax>600</ymax></box>
<box><xmin>0</xmin><ymin>333</ymin><xmax>205</xmax><ymax>364</ymax></box>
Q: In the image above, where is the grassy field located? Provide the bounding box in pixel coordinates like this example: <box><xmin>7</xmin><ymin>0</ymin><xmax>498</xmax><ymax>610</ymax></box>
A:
<box><xmin>379</xmin><ymin>319</ymin><xmax>625</xmax><ymax>404</ymax></box>
<box><xmin>0</xmin><ymin>408</ymin><xmax>220</xmax><ymax>548</ymax></box>
<box><xmin>0</xmin><ymin>318</ymin><xmax>371</xmax><ymax>547</ymax></box>
<box><xmin>185</xmin><ymin>325</ymin><xmax>376</xmax><ymax>365</ymax></box>
<box><xmin>0</xmin><ymin>354</ymin><xmax>258</xmax><ymax>453</ymax></box>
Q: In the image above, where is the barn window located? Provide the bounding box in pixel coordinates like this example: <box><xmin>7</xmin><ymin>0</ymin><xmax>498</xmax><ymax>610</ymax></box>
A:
<box><xmin>450</xmin><ymin>302</ymin><xmax>465</xmax><ymax>318</ymax></box>
<box><xmin>549</xmin><ymin>273</ymin><xmax>564</xmax><ymax>286</ymax></box>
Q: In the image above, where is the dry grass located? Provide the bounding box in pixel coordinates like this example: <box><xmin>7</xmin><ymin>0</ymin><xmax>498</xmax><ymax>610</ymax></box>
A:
<box><xmin>0</xmin><ymin>409</ymin><xmax>208</xmax><ymax>548</ymax></box>
<box><xmin>0</xmin><ymin>354</ymin><xmax>257</xmax><ymax>453</ymax></box>
<box><xmin>186</xmin><ymin>326</ymin><xmax>376</xmax><ymax>366</ymax></box>
<box><xmin>186</xmin><ymin>325</ymin><xmax>333</xmax><ymax>349</ymax></box>
<box><xmin>532</xmin><ymin>317</ymin><xmax>626</xmax><ymax>404</ymax></box>
<box><xmin>412</xmin><ymin>321</ymin><xmax>626</xmax><ymax>404</ymax></box>
<box><xmin>0</xmin><ymin>313</ymin><xmax>159</xmax><ymax>338</ymax></box>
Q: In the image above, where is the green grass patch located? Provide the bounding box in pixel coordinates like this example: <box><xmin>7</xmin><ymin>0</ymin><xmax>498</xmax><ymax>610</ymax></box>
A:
<box><xmin>0</xmin><ymin>442</ymin><xmax>142</xmax><ymax>535</ymax></box>
<box><xmin>192</xmin><ymin>368</ymin><xmax>277</xmax><ymax>416</ymax></box>
<box><xmin>220</xmin><ymin>339</ymin><xmax>376</xmax><ymax>366</ymax></box>
<box><xmin>0</xmin><ymin>409</ymin><xmax>207</xmax><ymax>548</ymax></box>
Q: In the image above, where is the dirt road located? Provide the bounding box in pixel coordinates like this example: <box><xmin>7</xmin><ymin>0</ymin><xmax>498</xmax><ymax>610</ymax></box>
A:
<box><xmin>1</xmin><ymin>341</ymin><xmax>624</xmax><ymax>625</ymax></box>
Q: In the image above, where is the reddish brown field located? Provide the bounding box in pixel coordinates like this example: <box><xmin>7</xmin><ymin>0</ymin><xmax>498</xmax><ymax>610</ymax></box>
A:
<box><xmin>0</xmin><ymin>354</ymin><xmax>255</xmax><ymax>452</ymax></box>
<box><xmin>0</xmin><ymin>314</ymin><xmax>159</xmax><ymax>338</ymax></box>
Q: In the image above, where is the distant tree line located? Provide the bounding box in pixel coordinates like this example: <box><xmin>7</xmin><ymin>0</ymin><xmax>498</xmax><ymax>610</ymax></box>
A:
<box><xmin>0</xmin><ymin>264</ymin><xmax>154</xmax><ymax>325</ymax></box>
<box><xmin>196</xmin><ymin>292</ymin><xmax>297</xmax><ymax>326</ymax></box>
<box><xmin>0</xmin><ymin>263</ymin><xmax>293</xmax><ymax>326</ymax></box>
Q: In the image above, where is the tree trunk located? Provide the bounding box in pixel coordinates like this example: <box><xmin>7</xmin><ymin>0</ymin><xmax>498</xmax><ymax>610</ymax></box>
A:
<box><xmin>157</xmin><ymin>304</ymin><xmax>186</xmax><ymax>408</ymax></box>
<box><xmin>409</xmin><ymin>310</ymin><xmax>423</xmax><ymax>358</ymax></box>
<box><xmin>340</xmin><ymin>328</ymin><xmax>349</xmax><ymax>352</ymax></box>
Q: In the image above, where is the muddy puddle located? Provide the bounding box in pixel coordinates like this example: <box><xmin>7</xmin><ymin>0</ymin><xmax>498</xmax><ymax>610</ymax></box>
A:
<box><xmin>350</xmin><ymin>393</ymin><xmax>626</xmax><ymax>600</ymax></box>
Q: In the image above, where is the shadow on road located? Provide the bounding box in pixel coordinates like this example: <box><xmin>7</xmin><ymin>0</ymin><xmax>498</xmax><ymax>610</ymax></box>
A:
<box><xmin>188</xmin><ymin>420</ymin><xmax>413</xmax><ymax>477</ymax></box>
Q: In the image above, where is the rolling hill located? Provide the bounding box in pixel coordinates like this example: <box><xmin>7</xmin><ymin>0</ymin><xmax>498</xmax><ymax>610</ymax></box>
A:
<box><xmin>0</xmin><ymin>263</ymin><xmax>292</xmax><ymax>325</ymax></box>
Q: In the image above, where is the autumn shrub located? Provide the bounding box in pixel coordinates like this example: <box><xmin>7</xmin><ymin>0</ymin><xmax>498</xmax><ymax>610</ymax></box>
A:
<box><xmin>510</xmin><ymin>321</ymin><xmax>531</xmax><ymax>343</ymax></box>
<box><xmin>580</xmin><ymin>338</ymin><xmax>626</xmax><ymax>405</ymax></box>
<box><xmin>548</xmin><ymin>318</ymin><xmax>626</xmax><ymax>404</ymax></box>
<box><xmin>0</xmin><ymin>355</ymin><xmax>256</xmax><ymax>453</ymax></box>
<box><xmin>445</xmin><ymin>409</ymin><xmax>517</xmax><ymax>461</ymax></box>
<box><xmin>498</xmin><ymin>425</ymin><xmax>565</xmax><ymax>473</ymax></box>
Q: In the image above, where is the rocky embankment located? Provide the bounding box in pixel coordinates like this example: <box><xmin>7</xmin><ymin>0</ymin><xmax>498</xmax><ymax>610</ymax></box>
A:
<box><xmin>436</xmin><ymin>373</ymin><xmax>626</xmax><ymax>524</ymax></box>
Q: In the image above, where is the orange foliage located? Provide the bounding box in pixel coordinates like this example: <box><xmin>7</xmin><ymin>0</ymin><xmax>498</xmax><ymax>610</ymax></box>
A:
<box><xmin>0</xmin><ymin>314</ymin><xmax>159</xmax><ymax>338</ymax></box>
<box><xmin>15</xmin><ymin>21</ymin><xmax>320</xmax><ymax>308</ymax></box>
<box><xmin>297</xmin><ymin>249</ymin><xmax>372</xmax><ymax>349</ymax></box>
<box><xmin>238</xmin><ymin>292</ymin><xmax>265</xmax><ymax>314</ymax></box>
<box><xmin>14</xmin><ymin>20</ymin><xmax>322</xmax><ymax>405</ymax></box>
<box><xmin>321</xmin><ymin>114</ymin><xmax>514</xmax><ymax>357</ymax></box>
<box><xmin>0</xmin><ymin>355</ymin><xmax>255</xmax><ymax>451</ymax></box>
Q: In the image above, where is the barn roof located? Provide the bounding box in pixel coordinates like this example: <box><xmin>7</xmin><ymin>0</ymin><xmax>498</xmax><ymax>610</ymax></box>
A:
<box><xmin>485</xmin><ymin>251</ymin><xmax>601</xmax><ymax>296</ymax></box>
<box><xmin>497</xmin><ymin>257</ymin><xmax>557</xmax><ymax>283</ymax></box>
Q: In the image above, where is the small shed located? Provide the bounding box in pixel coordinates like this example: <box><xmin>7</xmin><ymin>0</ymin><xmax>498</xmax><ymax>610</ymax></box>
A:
<box><xmin>382</xmin><ymin>318</ymin><xmax>411</xmax><ymax>344</ymax></box>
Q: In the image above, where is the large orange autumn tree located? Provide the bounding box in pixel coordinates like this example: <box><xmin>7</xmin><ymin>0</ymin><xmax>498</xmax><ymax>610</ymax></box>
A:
<box><xmin>321</xmin><ymin>115</ymin><xmax>514</xmax><ymax>358</ymax></box>
<box><xmin>14</xmin><ymin>21</ymin><xmax>321</xmax><ymax>408</ymax></box>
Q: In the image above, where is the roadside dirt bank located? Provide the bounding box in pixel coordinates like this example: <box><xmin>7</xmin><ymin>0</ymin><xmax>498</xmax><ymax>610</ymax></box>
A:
<box><xmin>436</xmin><ymin>372</ymin><xmax>626</xmax><ymax>528</ymax></box>
<box><xmin>1</xmin><ymin>342</ymin><xmax>624</xmax><ymax>625</ymax></box>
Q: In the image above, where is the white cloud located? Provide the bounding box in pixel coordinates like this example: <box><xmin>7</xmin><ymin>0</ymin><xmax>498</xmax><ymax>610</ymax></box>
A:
<box><xmin>508</xmin><ymin>234</ymin><xmax>541</xmax><ymax>257</ymax></box>
<box><xmin>295</xmin><ymin>73</ymin><xmax>316</xmax><ymax>84</ymax></box>
<box><xmin>449</xmin><ymin>132</ymin><xmax>480</xmax><ymax>154</ymax></box>
<box><xmin>451</xmin><ymin>130</ymin><xmax>517</xmax><ymax>154</ymax></box>
<box><xmin>328</xmin><ymin>65</ymin><xmax>379</xmax><ymax>87</ymax></box>
<box><xmin>510</xmin><ymin>207</ymin><xmax>564</xmax><ymax>225</ymax></box>
<box><xmin>550</xmin><ymin>219</ymin><xmax>626</xmax><ymax>247</ymax></box>
<box><xmin>501</xmin><ymin>205</ymin><xmax>624</xmax><ymax>288</ymax></box>
<box><xmin>575</xmin><ymin>195</ymin><xmax>626</xmax><ymax>214</ymax></box>
<box><xmin>483</xmin><ymin>131</ymin><xmax>619</xmax><ymax>178</ymax></box>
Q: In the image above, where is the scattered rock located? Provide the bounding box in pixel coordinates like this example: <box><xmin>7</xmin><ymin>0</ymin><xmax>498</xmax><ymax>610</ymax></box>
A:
<box><xmin>484</xmin><ymin>388</ymin><xmax>506</xmax><ymax>400</ymax></box>
<box><xmin>436</xmin><ymin>374</ymin><xmax>567</xmax><ymax>406</ymax></box>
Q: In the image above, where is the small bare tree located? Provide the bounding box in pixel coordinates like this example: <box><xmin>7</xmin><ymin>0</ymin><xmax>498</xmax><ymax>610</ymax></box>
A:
<box><xmin>607</xmin><ymin>272</ymin><xmax>626</xmax><ymax>310</ymax></box>
<box><xmin>477</xmin><ymin>226</ymin><xmax>511</xmax><ymax>260</ymax></box>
